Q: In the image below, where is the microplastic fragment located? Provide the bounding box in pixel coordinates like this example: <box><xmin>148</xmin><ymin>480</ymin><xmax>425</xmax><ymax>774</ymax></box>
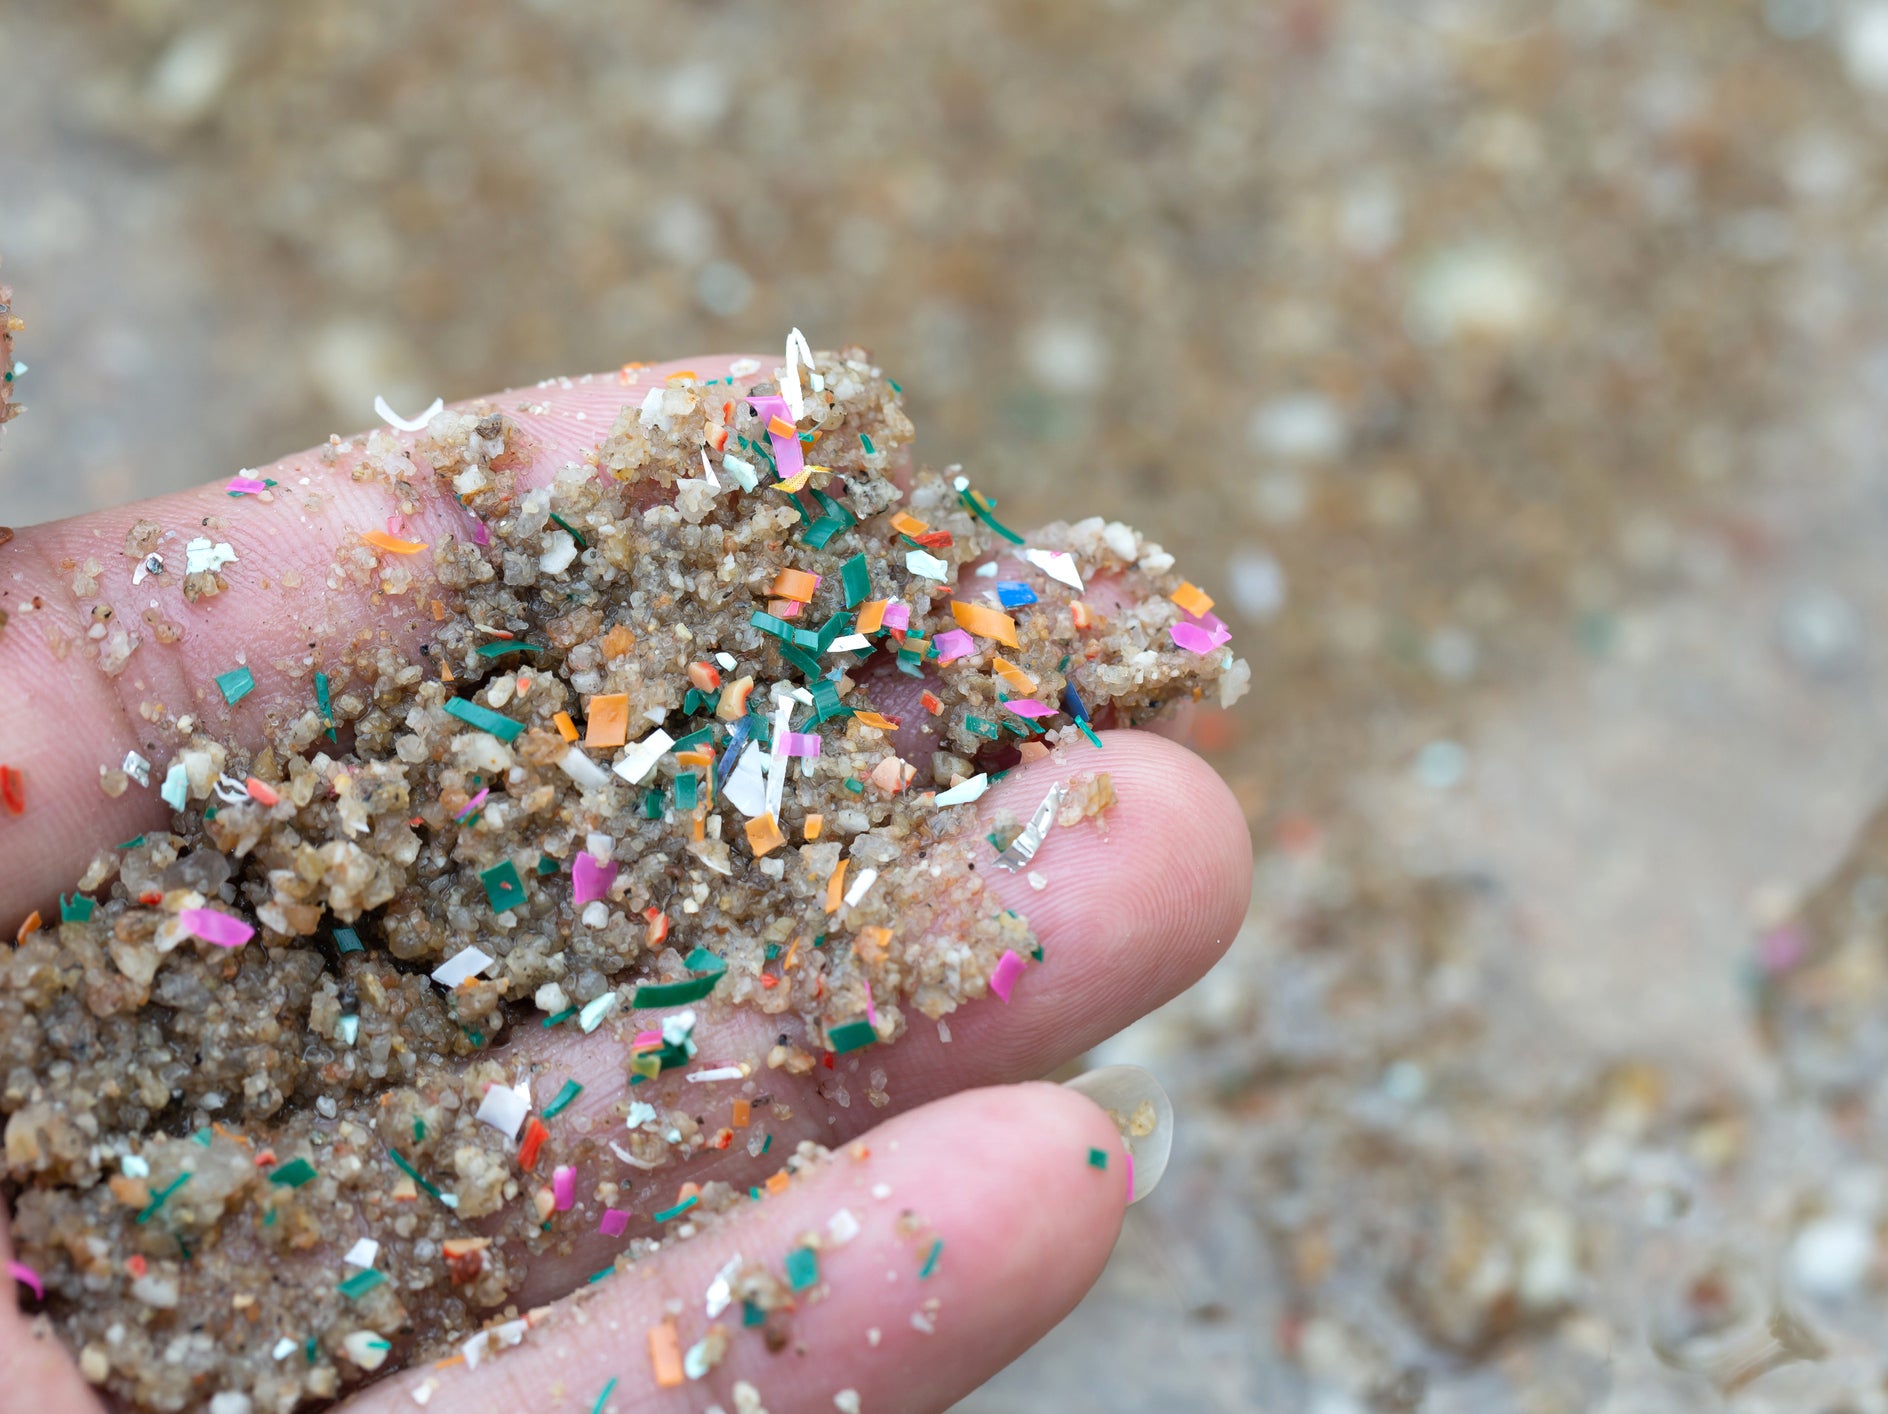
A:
<box><xmin>989</xmin><ymin>949</ymin><xmax>1028</xmax><ymax>1003</ymax></box>
<box><xmin>179</xmin><ymin>907</ymin><xmax>255</xmax><ymax>949</ymax></box>
<box><xmin>1087</xmin><ymin>1147</ymin><xmax>1110</xmax><ymax>1170</ymax></box>
<box><xmin>828</xmin><ymin>1018</ymin><xmax>877</xmax><ymax>1054</ymax></box>
<box><xmin>994</xmin><ymin>782</ymin><xmax>1064</xmax><ymax>872</ymax></box>
<box><xmin>184</xmin><ymin>536</ymin><xmax>238</xmax><ymax>575</ymax></box>
<box><xmin>360</xmin><ymin>529</ymin><xmax>427</xmax><ymax>555</ymax></box>
<box><xmin>572</xmin><ymin>852</ymin><xmax>617</xmax><ymax>906</ymax></box>
<box><xmin>269</xmin><ymin>1158</ymin><xmax>317</xmax><ymax>1188</ymax></box>
<box><xmin>934</xmin><ymin>774</ymin><xmax>989</xmax><ymax>807</ymax></box>
<box><xmin>785</xmin><ymin>1245</ymin><xmax>820</xmax><ymax>1291</ymax></box>
<box><xmin>443</xmin><ymin>696</ymin><xmax>523</xmax><ymax>742</ymax></box>
<box><xmin>995</xmin><ymin>580</ymin><xmax>1038</xmax><ymax>608</ymax></box>
<box><xmin>1169</xmin><ymin>581</ymin><xmax>1215</xmax><ymax>617</ymax></box>
<box><xmin>552</xmin><ymin>1165</ymin><xmax>577</xmax><ymax>1211</ymax></box>
<box><xmin>906</xmin><ymin>548</ymin><xmax>950</xmax><ymax>580</ymax></box>
<box><xmin>919</xmin><ymin>1238</ymin><xmax>944</xmax><ymax>1279</ymax></box>
<box><xmin>950</xmin><ymin>600</ymin><xmax>1020</xmax><ymax>648</ymax></box>
<box><xmin>1023</xmin><ymin>547</ymin><xmax>1085</xmax><ymax>591</ymax></box>
<box><xmin>613</xmin><ymin>729</ymin><xmax>675</xmax><ymax>785</ymax></box>
<box><xmin>1170</xmin><ymin>612</ymin><xmax>1233</xmax><ymax>655</ymax></box>
<box><xmin>780</xmin><ymin>325</ymin><xmax>818</xmax><ymax>420</ymax></box>
<box><xmin>333</xmin><ymin>926</ymin><xmax>364</xmax><ymax>954</ymax></box>
<box><xmin>7</xmin><ymin>1260</ymin><xmax>45</xmax><ymax>1301</ymax></box>
<box><xmin>121</xmin><ymin>750</ymin><xmax>151</xmax><ymax>786</ymax></box>
<box><xmin>828</xmin><ymin>1208</ymin><xmax>862</xmax><ymax>1245</ymax></box>
<box><xmin>480</xmin><ymin>859</ymin><xmax>526</xmax><ymax>913</ymax></box>
<box><xmin>224</xmin><ymin>475</ymin><xmax>269</xmax><ymax>495</ymax></box>
<box><xmin>159</xmin><ymin>760</ymin><xmax>189</xmax><ymax>810</ymax></box>
<box><xmin>585</xmin><ymin>694</ymin><xmax>631</xmax><ymax>748</ymax></box>
<box><xmin>1002</xmin><ymin>698</ymin><xmax>1057</xmax><ymax>720</ymax></box>
<box><xmin>343</xmin><ymin>1238</ymin><xmax>380</xmax><ymax>1269</ymax></box>
<box><xmin>215</xmin><ymin>666</ymin><xmax>255</xmax><ymax>707</ymax></box>
<box><xmin>933</xmin><ymin>628</ymin><xmax>976</xmax><ymax>663</ymax></box>
<box><xmin>432</xmin><ymin>946</ymin><xmax>494</xmax><ymax>988</ymax></box>
<box><xmin>826</xmin><ymin>633</ymin><xmax>871</xmax><ymax>653</ymax></box>
<box><xmin>591</xmin><ymin>1376</ymin><xmax>619</xmax><ymax>1414</ymax></box>
<box><xmin>373</xmin><ymin>394</ymin><xmax>444</xmax><ymax>432</ymax></box>
<box><xmin>599</xmin><ymin>1209</ymin><xmax>629</xmax><ymax>1238</ymax></box>
<box><xmin>475</xmin><ymin>1082</ymin><xmax>531</xmax><ymax>1140</ymax></box>
<box><xmin>579</xmin><ymin>992</ymin><xmax>620</xmax><ymax>1032</ymax></box>
<box><xmin>338</xmin><ymin>1268</ymin><xmax>386</xmax><ymax>1300</ymax></box>
<box><xmin>882</xmin><ymin>601</ymin><xmax>911</xmax><ymax>632</ymax></box>
<box><xmin>686</xmin><ymin>1066</ymin><xmax>745</xmax><ymax>1083</ymax></box>
<box><xmin>58</xmin><ymin>893</ymin><xmax>94</xmax><ymax>923</ymax></box>
<box><xmin>541</xmin><ymin>1078</ymin><xmax>584</xmax><ymax>1119</ymax></box>
<box><xmin>558</xmin><ymin>746</ymin><xmax>613</xmax><ymax>791</ymax></box>
<box><xmin>654</xmin><ymin>1194</ymin><xmax>699</xmax><ymax>1223</ymax></box>
<box><xmin>843</xmin><ymin>866</ymin><xmax>879</xmax><ymax>909</ymax></box>
<box><xmin>841</xmin><ymin>553</ymin><xmax>871</xmax><ymax>606</ymax></box>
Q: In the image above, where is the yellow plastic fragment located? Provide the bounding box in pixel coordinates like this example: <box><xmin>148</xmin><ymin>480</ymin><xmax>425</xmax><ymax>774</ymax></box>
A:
<box><xmin>803</xmin><ymin>813</ymin><xmax>823</xmax><ymax>840</ymax></box>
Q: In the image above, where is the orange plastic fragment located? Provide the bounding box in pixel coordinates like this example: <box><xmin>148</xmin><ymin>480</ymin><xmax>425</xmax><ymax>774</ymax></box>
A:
<box><xmin>1018</xmin><ymin>741</ymin><xmax>1052</xmax><ymax>764</ymax></box>
<box><xmin>920</xmin><ymin>691</ymin><xmax>944</xmax><ymax>716</ymax></box>
<box><xmin>852</xmin><ymin>711</ymin><xmax>899</xmax><ymax>731</ymax></box>
<box><xmin>803</xmin><ymin>813</ymin><xmax>823</xmax><ymax>841</ymax></box>
<box><xmin>950</xmin><ymin>600</ymin><xmax>1020</xmax><ymax>648</ymax></box>
<box><xmin>585</xmin><ymin>694</ymin><xmax>630</xmax><ymax>749</ymax></box>
<box><xmin>691</xmin><ymin>815</ymin><xmax>706</xmax><ymax>842</ymax></box>
<box><xmin>746</xmin><ymin>813</ymin><xmax>787</xmax><ymax>857</ymax></box>
<box><xmin>244</xmin><ymin>777</ymin><xmax>280</xmax><ymax>807</ymax></box>
<box><xmin>771</xmin><ymin>568</ymin><xmax>821</xmax><ymax>603</ymax></box>
<box><xmin>517</xmin><ymin>1117</ymin><xmax>549</xmax><ymax>1171</ymax></box>
<box><xmin>552</xmin><ymin>711</ymin><xmax>579</xmax><ymax>743</ymax></box>
<box><xmin>825</xmin><ymin>858</ymin><xmax>848</xmax><ymax>915</ymax></box>
<box><xmin>1070</xmin><ymin>600</ymin><xmax>1095</xmax><ymax>631</ymax></box>
<box><xmin>870</xmin><ymin>756</ymin><xmax>914</xmax><ymax>794</ymax></box>
<box><xmin>644</xmin><ymin>908</ymin><xmax>670</xmax><ymax>947</ymax></box>
<box><xmin>15</xmin><ymin>910</ymin><xmax>41</xmax><ymax>945</ymax></box>
<box><xmin>992</xmin><ymin>656</ymin><xmax>1039</xmax><ymax>695</ymax></box>
<box><xmin>649</xmin><ymin>1320</ymin><xmax>685</xmax><ymax>1388</ymax></box>
<box><xmin>767</xmin><ymin>414</ymin><xmax>797</xmax><ymax>439</ymax></box>
<box><xmin>765</xmin><ymin>1171</ymin><xmax>792</xmax><ymax>1196</ymax></box>
<box><xmin>687</xmin><ymin>661</ymin><xmax>721</xmax><ymax>692</ymax></box>
<box><xmin>430</xmin><ymin>599</ymin><xmax>448</xmax><ymax>622</ymax></box>
<box><xmin>856</xmin><ymin>600</ymin><xmax>888</xmax><ymax>635</ymax></box>
<box><xmin>676</xmin><ymin>747</ymin><xmax>715</xmax><ymax>770</ymax></box>
<box><xmin>731</xmin><ymin>1099</ymin><xmax>752</xmax><ymax>1128</ymax></box>
<box><xmin>1170</xmin><ymin>581</ymin><xmax>1216</xmax><ymax>617</ymax></box>
<box><xmin>889</xmin><ymin>511</ymin><xmax>930</xmax><ymax>537</ymax></box>
<box><xmin>360</xmin><ymin>529</ymin><xmax>427</xmax><ymax>555</ymax></box>
<box><xmin>666</xmin><ymin>369</ymin><xmax>698</xmax><ymax>383</ymax></box>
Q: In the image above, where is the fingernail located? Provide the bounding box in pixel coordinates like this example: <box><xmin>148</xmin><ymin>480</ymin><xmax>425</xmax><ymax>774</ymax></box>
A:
<box><xmin>1061</xmin><ymin>1064</ymin><xmax>1173</xmax><ymax>1205</ymax></box>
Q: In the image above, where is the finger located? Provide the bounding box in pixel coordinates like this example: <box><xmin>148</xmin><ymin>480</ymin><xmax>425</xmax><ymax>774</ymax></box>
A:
<box><xmin>0</xmin><ymin>1207</ymin><xmax>108</xmax><ymax>1412</ymax></box>
<box><xmin>349</xmin><ymin>1082</ymin><xmax>1128</xmax><ymax>1414</ymax></box>
<box><xmin>480</xmin><ymin>729</ymin><xmax>1249</xmax><ymax>1303</ymax></box>
<box><xmin>0</xmin><ymin>354</ymin><xmax>766</xmax><ymax>921</ymax></box>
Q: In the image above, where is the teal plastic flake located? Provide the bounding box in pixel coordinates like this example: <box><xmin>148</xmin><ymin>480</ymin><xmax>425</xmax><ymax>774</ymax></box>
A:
<box><xmin>315</xmin><ymin>670</ymin><xmax>336</xmax><ymax>741</ymax></box>
<box><xmin>269</xmin><ymin>1158</ymin><xmax>317</xmax><ymax>1188</ymax></box>
<box><xmin>443</xmin><ymin>697</ymin><xmax>523</xmax><ymax>742</ymax></box>
<box><xmin>827</xmin><ymin>1018</ymin><xmax>877</xmax><ymax>1053</ymax></box>
<box><xmin>643</xmin><ymin>787</ymin><xmax>665</xmax><ymax>820</ymax></box>
<box><xmin>475</xmin><ymin>640</ymin><xmax>539</xmax><ymax>658</ymax></box>
<box><xmin>674</xmin><ymin>772</ymin><xmax>698</xmax><ymax>810</ymax></box>
<box><xmin>540</xmin><ymin>1079</ymin><xmax>583</xmax><ymax>1119</ymax></box>
<box><xmin>59</xmin><ymin>893</ymin><xmax>94</xmax><ymax>923</ymax></box>
<box><xmin>919</xmin><ymin>1238</ymin><xmax>944</xmax><ymax>1279</ymax></box>
<box><xmin>215</xmin><ymin>665</ymin><xmax>255</xmax><ymax>706</ymax></box>
<box><xmin>338</xmin><ymin>1268</ymin><xmax>386</xmax><ymax>1300</ymax></box>
<box><xmin>670</xmin><ymin>726</ymin><xmax>714</xmax><ymax>753</ymax></box>
<box><xmin>333</xmin><ymin>926</ymin><xmax>364</xmax><ymax>954</ymax></box>
<box><xmin>785</xmin><ymin>1245</ymin><xmax>819</xmax><ymax>1292</ymax></box>
<box><xmin>480</xmin><ymin>860</ymin><xmax>526</xmax><ymax>912</ymax></box>
<box><xmin>1087</xmin><ymin>1147</ymin><xmax>1110</xmax><ymax>1170</ymax></box>
<box><xmin>654</xmin><ymin>1194</ymin><xmax>699</xmax><ymax>1223</ymax></box>
<box><xmin>964</xmin><ymin>715</ymin><xmax>1001</xmax><ymax>739</ymax></box>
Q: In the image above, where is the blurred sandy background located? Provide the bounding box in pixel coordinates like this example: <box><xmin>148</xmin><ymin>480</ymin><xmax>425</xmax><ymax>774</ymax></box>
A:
<box><xmin>20</xmin><ymin>0</ymin><xmax>1888</xmax><ymax>1408</ymax></box>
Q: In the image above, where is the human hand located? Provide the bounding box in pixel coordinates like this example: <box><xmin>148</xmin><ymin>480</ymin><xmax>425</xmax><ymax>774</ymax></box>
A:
<box><xmin>0</xmin><ymin>352</ymin><xmax>1251</xmax><ymax>1413</ymax></box>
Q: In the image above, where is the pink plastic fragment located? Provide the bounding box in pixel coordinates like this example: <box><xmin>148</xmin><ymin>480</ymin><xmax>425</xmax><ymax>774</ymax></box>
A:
<box><xmin>777</xmin><ymin>732</ymin><xmax>822</xmax><ymax>759</ymax></box>
<box><xmin>632</xmin><ymin>1029</ymin><xmax>663</xmax><ymax>1049</ymax></box>
<box><xmin>933</xmin><ymin>628</ymin><xmax>976</xmax><ymax>664</ymax></box>
<box><xmin>552</xmin><ymin>1164</ymin><xmax>576</xmax><ymax>1212</ymax></box>
<box><xmin>1169</xmin><ymin>610</ymin><xmax>1231</xmax><ymax>656</ymax></box>
<box><xmin>179</xmin><ymin>907</ymin><xmax>254</xmax><ymax>949</ymax></box>
<box><xmin>572</xmin><ymin>852</ymin><xmax>618</xmax><ymax>907</ymax></box>
<box><xmin>746</xmin><ymin>394</ymin><xmax>805</xmax><ymax>480</ymax></box>
<box><xmin>989</xmin><ymin>949</ymin><xmax>1027</xmax><ymax>1003</ymax></box>
<box><xmin>7</xmin><ymin>1260</ymin><xmax>43</xmax><ymax>1300</ymax></box>
<box><xmin>776</xmin><ymin>600</ymin><xmax>802</xmax><ymax>619</ymax></box>
<box><xmin>1002</xmin><ymin>698</ymin><xmax>1057</xmax><ymax>720</ymax></box>
<box><xmin>456</xmin><ymin>786</ymin><xmax>490</xmax><ymax>821</ymax></box>
<box><xmin>224</xmin><ymin>476</ymin><xmax>269</xmax><ymax>495</ymax></box>
<box><xmin>881</xmin><ymin>602</ymin><xmax>910</xmax><ymax>632</ymax></box>
<box><xmin>598</xmin><ymin>1208</ymin><xmax>630</xmax><ymax>1238</ymax></box>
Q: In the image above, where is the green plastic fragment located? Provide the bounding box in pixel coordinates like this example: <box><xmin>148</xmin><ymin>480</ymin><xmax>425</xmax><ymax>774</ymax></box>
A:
<box><xmin>548</xmin><ymin>512</ymin><xmax>588</xmax><ymax>548</ymax></box>
<box><xmin>1078</xmin><ymin>720</ymin><xmax>1104</xmax><ymax>749</ymax></box>
<box><xmin>958</xmin><ymin>483</ymin><xmax>1026</xmax><ymax>545</ymax></box>
<box><xmin>964</xmin><ymin>715</ymin><xmax>1001</xmax><ymax>739</ymax></box>
<box><xmin>653</xmin><ymin>1194</ymin><xmax>699</xmax><ymax>1223</ymax></box>
<box><xmin>815</xmin><ymin>610</ymin><xmax>855</xmax><ymax>651</ymax></box>
<box><xmin>338</xmin><ymin>1268</ymin><xmax>386</xmax><ymax>1300</ymax></box>
<box><xmin>1030</xmin><ymin>944</ymin><xmax>1045</xmax><ymax>962</ymax></box>
<box><xmin>59</xmin><ymin>893</ymin><xmax>94</xmax><ymax>923</ymax></box>
<box><xmin>670</xmin><ymin>726</ymin><xmax>714</xmax><ymax>753</ymax></box>
<box><xmin>643</xmin><ymin>787</ymin><xmax>665</xmax><ymax>820</ymax></box>
<box><xmin>542</xmin><ymin>1006</ymin><xmax>577</xmax><ymax>1028</ymax></box>
<box><xmin>809</xmin><ymin>678</ymin><xmax>850</xmax><ymax>724</ymax></box>
<box><xmin>541</xmin><ymin>1079</ymin><xmax>584</xmax><ymax>1119</ymax></box>
<box><xmin>315</xmin><ymin>670</ymin><xmax>336</xmax><ymax>741</ymax></box>
<box><xmin>1087</xmin><ymin>1147</ymin><xmax>1110</xmax><ymax>1170</ymax></box>
<box><xmin>683</xmin><ymin>947</ymin><xmax>728</xmax><ymax>976</ymax></box>
<box><xmin>760</xmin><ymin>1132</ymin><xmax>772</xmax><ymax>1154</ymax></box>
<box><xmin>388</xmin><ymin>1148</ymin><xmax>449</xmax><ymax>1204</ymax></box>
<box><xmin>785</xmin><ymin>1245</ymin><xmax>819</xmax><ymax>1292</ymax></box>
<box><xmin>536</xmin><ymin>854</ymin><xmax>558</xmax><ymax>876</ymax></box>
<box><xmin>750</xmin><ymin>609</ymin><xmax>794</xmax><ymax>640</ymax></box>
<box><xmin>333</xmin><ymin>926</ymin><xmax>363</xmax><ymax>954</ymax></box>
<box><xmin>117</xmin><ymin>834</ymin><xmax>147</xmax><ymax>849</ymax></box>
<box><xmin>215</xmin><ymin>665</ymin><xmax>255</xmax><ymax>706</ymax></box>
<box><xmin>413</xmin><ymin>1119</ymin><xmax>425</xmax><ymax>1143</ymax></box>
<box><xmin>589</xmin><ymin>1377</ymin><xmax>618</xmax><ymax>1414</ymax></box>
<box><xmin>919</xmin><ymin>1238</ymin><xmax>944</xmax><ymax>1279</ymax></box>
<box><xmin>860</xmin><ymin>433</ymin><xmax>876</xmax><ymax>455</ymax></box>
<box><xmin>443</xmin><ymin>697</ymin><xmax>523</xmax><ymax>742</ymax></box>
<box><xmin>631</xmin><ymin>968</ymin><xmax>723</xmax><ymax>1007</ymax></box>
<box><xmin>587</xmin><ymin>1264</ymin><xmax>614</xmax><ymax>1284</ymax></box>
<box><xmin>305</xmin><ymin>1337</ymin><xmax>320</xmax><ymax>1365</ymax></box>
<box><xmin>480</xmin><ymin>859</ymin><xmax>526</xmax><ymax>912</ymax></box>
<box><xmin>475</xmin><ymin>640</ymin><xmax>539</xmax><ymax>658</ymax></box>
<box><xmin>193</xmin><ymin>1127</ymin><xmax>213</xmax><ymax>1147</ymax></box>
<box><xmin>135</xmin><ymin>1172</ymin><xmax>191</xmax><ymax>1225</ymax></box>
<box><xmin>779</xmin><ymin>642</ymin><xmax>824</xmax><ymax>679</ymax></box>
<box><xmin>889</xmin><ymin>378</ymin><xmax>903</xmax><ymax>394</ymax></box>
<box><xmin>743</xmin><ymin>1300</ymin><xmax>766</xmax><ymax>1327</ymax></box>
<box><xmin>843</xmin><ymin>778</ymin><xmax>863</xmax><ymax>794</ymax></box>
<box><xmin>674</xmin><ymin>772</ymin><xmax>698</xmax><ymax>810</ymax></box>
<box><xmin>269</xmin><ymin>1157</ymin><xmax>318</xmax><ymax>1188</ymax></box>
<box><xmin>827</xmin><ymin>1019</ymin><xmax>877</xmax><ymax>1054</ymax></box>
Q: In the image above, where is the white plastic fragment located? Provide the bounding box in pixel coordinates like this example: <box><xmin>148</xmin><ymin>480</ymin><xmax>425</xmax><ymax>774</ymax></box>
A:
<box><xmin>558</xmin><ymin>747</ymin><xmax>613</xmax><ymax>792</ymax></box>
<box><xmin>825</xmin><ymin>633</ymin><xmax>871</xmax><ymax>653</ymax></box>
<box><xmin>159</xmin><ymin>760</ymin><xmax>189</xmax><ymax>810</ymax></box>
<box><xmin>686</xmin><ymin>1066</ymin><xmax>745</xmax><ymax>1083</ymax></box>
<box><xmin>721</xmin><ymin>454</ymin><xmax>759</xmax><ymax>491</ymax></box>
<box><xmin>539</xmin><ymin>529</ymin><xmax>578</xmax><ymax>575</ymax></box>
<box><xmin>579</xmin><ymin>991</ymin><xmax>619</xmax><ymax>1033</ymax></box>
<box><xmin>475</xmin><ymin>1081</ymin><xmax>531</xmax><ymax>1140</ymax></box>
<box><xmin>827</xmin><ymin>1208</ymin><xmax>861</xmax><ymax>1246</ymax></box>
<box><xmin>780</xmin><ymin>326</ymin><xmax>818</xmax><ymax>421</ymax></box>
<box><xmin>431</xmin><ymin>946</ymin><xmax>494</xmax><ymax>989</ymax></box>
<box><xmin>722</xmin><ymin>740</ymin><xmax>768</xmax><ymax>817</ymax></box>
<box><xmin>934</xmin><ymin>774</ymin><xmax>989</xmax><ymax>807</ymax></box>
<box><xmin>122</xmin><ymin>750</ymin><xmax>151</xmax><ymax>786</ymax></box>
<box><xmin>374</xmin><ymin>394</ymin><xmax>444</xmax><ymax>433</ymax></box>
<box><xmin>766</xmin><ymin>696</ymin><xmax>793</xmax><ymax>821</ymax></box>
<box><xmin>271</xmin><ymin>1338</ymin><xmax>298</xmax><ymax>1361</ymax></box>
<box><xmin>705</xmin><ymin>1253</ymin><xmax>744</xmax><ymax>1318</ymax></box>
<box><xmin>715</xmin><ymin>652</ymin><xmax>738</xmax><ymax>671</ymax></box>
<box><xmin>342</xmin><ymin>1238</ymin><xmax>380</xmax><ymax>1270</ymax></box>
<box><xmin>626</xmin><ymin>1101</ymin><xmax>658</xmax><ymax>1130</ymax></box>
<box><xmin>1023</xmin><ymin>547</ymin><xmax>1085</xmax><ymax>592</ymax></box>
<box><xmin>843</xmin><ymin>866</ymin><xmax>879</xmax><ymax>909</ymax></box>
<box><xmin>905</xmin><ymin>549</ymin><xmax>949</xmax><ymax>580</ymax></box>
<box><xmin>994</xmin><ymin>783</ymin><xmax>1064</xmax><ymax>872</ymax></box>
<box><xmin>184</xmin><ymin>537</ymin><xmax>238</xmax><ymax>575</ymax></box>
<box><xmin>132</xmin><ymin>551</ymin><xmax>163</xmax><ymax>586</ymax></box>
<box><xmin>613</xmin><ymin>729</ymin><xmax>675</xmax><ymax>785</ymax></box>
